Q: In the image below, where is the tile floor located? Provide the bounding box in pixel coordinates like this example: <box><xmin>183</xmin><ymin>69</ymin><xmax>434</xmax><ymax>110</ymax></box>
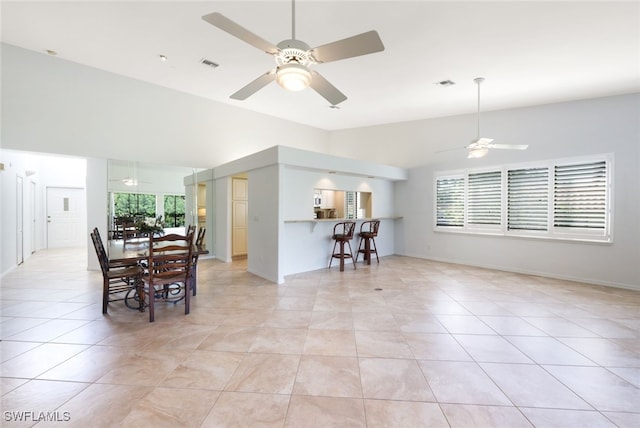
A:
<box><xmin>1</xmin><ymin>248</ymin><xmax>639</xmax><ymax>427</ymax></box>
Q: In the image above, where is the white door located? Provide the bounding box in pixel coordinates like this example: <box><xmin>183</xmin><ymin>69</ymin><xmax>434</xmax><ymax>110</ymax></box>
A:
<box><xmin>232</xmin><ymin>178</ymin><xmax>248</xmax><ymax>257</ymax></box>
<box><xmin>17</xmin><ymin>176</ymin><xmax>24</xmax><ymax>265</ymax></box>
<box><xmin>31</xmin><ymin>181</ymin><xmax>37</xmax><ymax>254</ymax></box>
<box><xmin>47</xmin><ymin>187</ymin><xmax>85</xmax><ymax>248</ymax></box>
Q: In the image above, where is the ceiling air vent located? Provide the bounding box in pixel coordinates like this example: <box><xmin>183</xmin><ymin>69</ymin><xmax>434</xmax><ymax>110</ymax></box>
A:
<box><xmin>435</xmin><ymin>79</ymin><xmax>455</xmax><ymax>87</ymax></box>
<box><xmin>200</xmin><ymin>58</ymin><xmax>219</xmax><ymax>69</ymax></box>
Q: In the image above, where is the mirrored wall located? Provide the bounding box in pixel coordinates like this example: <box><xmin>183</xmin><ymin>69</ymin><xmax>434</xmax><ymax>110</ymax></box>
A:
<box><xmin>107</xmin><ymin>159</ymin><xmax>206</xmax><ymax>239</ymax></box>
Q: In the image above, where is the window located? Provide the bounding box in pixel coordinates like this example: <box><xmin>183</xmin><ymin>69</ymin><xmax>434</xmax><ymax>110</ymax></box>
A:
<box><xmin>434</xmin><ymin>155</ymin><xmax>612</xmax><ymax>242</ymax></box>
<box><xmin>436</xmin><ymin>176</ymin><xmax>464</xmax><ymax>227</ymax></box>
<box><xmin>507</xmin><ymin>167</ymin><xmax>549</xmax><ymax>231</ymax></box>
<box><xmin>113</xmin><ymin>193</ymin><xmax>156</xmax><ymax>219</ymax></box>
<box><xmin>553</xmin><ymin>161</ymin><xmax>607</xmax><ymax>230</ymax></box>
<box><xmin>164</xmin><ymin>195</ymin><xmax>186</xmax><ymax>227</ymax></box>
<box><xmin>468</xmin><ymin>171</ymin><xmax>501</xmax><ymax>227</ymax></box>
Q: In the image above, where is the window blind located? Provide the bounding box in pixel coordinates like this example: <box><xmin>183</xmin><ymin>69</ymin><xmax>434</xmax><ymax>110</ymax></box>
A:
<box><xmin>468</xmin><ymin>170</ymin><xmax>502</xmax><ymax>225</ymax></box>
<box><xmin>508</xmin><ymin>167</ymin><xmax>549</xmax><ymax>231</ymax></box>
<box><xmin>554</xmin><ymin>161</ymin><xmax>607</xmax><ymax>229</ymax></box>
<box><xmin>436</xmin><ymin>177</ymin><xmax>464</xmax><ymax>226</ymax></box>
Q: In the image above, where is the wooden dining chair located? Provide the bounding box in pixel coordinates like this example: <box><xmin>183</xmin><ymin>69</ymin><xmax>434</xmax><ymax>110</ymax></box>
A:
<box><xmin>190</xmin><ymin>227</ymin><xmax>206</xmax><ymax>296</ymax></box>
<box><xmin>141</xmin><ymin>233</ymin><xmax>193</xmax><ymax>322</ymax></box>
<box><xmin>122</xmin><ymin>221</ymin><xmax>138</xmax><ymax>244</ymax></box>
<box><xmin>90</xmin><ymin>230</ymin><xmax>144</xmax><ymax>314</ymax></box>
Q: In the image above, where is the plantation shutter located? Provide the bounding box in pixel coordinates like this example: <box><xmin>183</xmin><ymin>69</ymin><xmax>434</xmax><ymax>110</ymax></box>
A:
<box><xmin>436</xmin><ymin>177</ymin><xmax>464</xmax><ymax>227</ymax></box>
<box><xmin>468</xmin><ymin>171</ymin><xmax>501</xmax><ymax>225</ymax></box>
<box><xmin>554</xmin><ymin>161</ymin><xmax>607</xmax><ymax>229</ymax></box>
<box><xmin>345</xmin><ymin>191</ymin><xmax>356</xmax><ymax>219</ymax></box>
<box><xmin>507</xmin><ymin>167</ymin><xmax>549</xmax><ymax>231</ymax></box>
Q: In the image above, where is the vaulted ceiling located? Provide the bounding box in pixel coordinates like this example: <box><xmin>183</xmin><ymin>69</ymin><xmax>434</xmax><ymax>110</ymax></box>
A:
<box><xmin>2</xmin><ymin>1</ymin><xmax>638</xmax><ymax>130</ymax></box>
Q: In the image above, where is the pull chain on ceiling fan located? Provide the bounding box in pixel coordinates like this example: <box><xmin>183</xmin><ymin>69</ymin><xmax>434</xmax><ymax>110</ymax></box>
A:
<box><xmin>202</xmin><ymin>0</ymin><xmax>385</xmax><ymax>105</ymax></box>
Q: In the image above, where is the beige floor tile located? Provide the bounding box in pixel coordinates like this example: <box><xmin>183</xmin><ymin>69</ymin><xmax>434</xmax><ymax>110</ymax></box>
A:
<box><xmin>506</xmin><ymin>336</ymin><xmax>597</xmax><ymax>365</ymax></box>
<box><xmin>262</xmin><ymin>310</ymin><xmax>312</xmax><ymax>328</ymax></box>
<box><xmin>160</xmin><ymin>350</ymin><xmax>245</xmax><ymax>390</ymax></box>
<box><xmin>543</xmin><ymin>365</ymin><xmax>640</xmax><ymax>412</ymax></box>
<box><xmin>392</xmin><ymin>313</ymin><xmax>448</xmax><ymax>333</ymax></box>
<box><xmin>607</xmin><ymin>366</ymin><xmax>640</xmax><ymax>388</ymax></box>
<box><xmin>293</xmin><ymin>355</ymin><xmax>362</xmax><ymax>398</ymax></box>
<box><xmin>121</xmin><ymin>386</ymin><xmax>220</xmax><ymax>427</ymax></box>
<box><xmin>435</xmin><ymin>315</ymin><xmax>496</xmax><ymax>334</ymax></box>
<box><xmin>37</xmin><ymin>345</ymin><xmax>129</xmax><ymax>382</ymax></box>
<box><xmin>201</xmin><ymin>391</ymin><xmax>290</xmax><ymax>427</ymax></box>
<box><xmin>364</xmin><ymin>400</ymin><xmax>449</xmax><ymax>428</ymax></box>
<box><xmin>403</xmin><ymin>332</ymin><xmax>473</xmax><ymax>361</ymax></box>
<box><xmin>303</xmin><ymin>329</ymin><xmax>357</xmax><ymax>356</ymax></box>
<box><xmin>0</xmin><ymin>343</ymin><xmax>89</xmax><ymax>378</ymax></box>
<box><xmin>440</xmin><ymin>403</ymin><xmax>534</xmax><ymax>428</ymax></box>
<box><xmin>225</xmin><ymin>353</ymin><xmax>300</xmax><ymax>394</ymax></box>
<box><xmin>355</xmin><ymin>331</ymin><xmax>413</xmax><ymax>358</ymax></box>
<box><xmin>522</xmin><ymin>316</ymin><xmax>600</xmax><ymax>337</ymax></box>
<box><xmin>2</xmin><ymin>249</ymin><xmax>639</xmax><ymax>427</ymax></box>
<box><xmin>0</xmin><ymin>340</ymin><xmax>40</xmax><ymax>363</ymax></box>
<box><xmin>47</xmin><ymin>383</ymin><xmax>152</xmax><ymax>427</ymax></box>
<box><xmin>558</xmin><ymin>337</ymin><xmax>640</xmax><ymax>367</ymax></box>
<box><xmin>197</xmin><ymin>325</ymin><xmax>260</xmax><ymax>352</ymax></box>
<box><xmin>284</xmin><ymin>395</ymin><xmax>366</xmax><ymax>428</ymax></box>
<box><xmin>519</xmin><ymin>407</ymin><xmax>617</xmax><ymax>427</ymax></box>
<box><xmin>0</xmin><ymin>317</ymin><xmax>48</xmax><ymax>339</ymax></box>
<box><xmin>0</xmin><ymin>377</ymin><xmax>29</xmax><ymax>396</ymax></box>
<box><xmin>94</xmin><ymin>348</ymin><xmax>185</xmax><ymax>386</ymax></box>
<box><xmin>477</xmin><ymin>315</ymin><xmax>546</xmax><ymax>336</ymax></box>
<box><xmin>352</xmin><ymin>312</ymin><xmax>400</xmax><ymax>331</ymax></box>
<box><xmin>309</xmin><ymin>311</ymin><xmax>354</xmax><ymax>330</ymax></box>
<box><xmin>359</xmin><ymin>357</ymin><xmax>434</xmax><ymax>401</ymax></box>
<box><xmin>0</xmin><ymin>379</ymin><xmax>89</xmax><ymax>425</ymax></box>
<box><xmin>455</xmin><ymin>334</ymin><xmax>533</xmax><ymax>363</ymax></box>
<box><xmin>601</xmin><ymin>411</ymin><xmax>640</xmax><ymax>428</ymax></box>
<box><xmin>480</xmin><ymin>363</ymin><xmax>591</xmax><ymax>409</ymax></box>
<box><xmin>249</xmin><ymin>327</ymin><xmax>307</xmax><ymax>354</ymax></box>
<box><xmin>419</xmin><ymin>360</ymin><xmax>512</xmax><ymax>406</ymax></box>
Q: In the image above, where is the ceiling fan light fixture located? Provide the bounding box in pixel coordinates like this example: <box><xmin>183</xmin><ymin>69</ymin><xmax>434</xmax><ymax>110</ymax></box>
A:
<box><xmin>468</xmin><ymin>147</ymin><xmax>489</xmax><ymax>159</ymax></box>
<box><xmin>122</xmin><ymin>178</ymin><xmax>138</xmax><ymax>186</ymax></box>
<box><xmin>276</xmin><ymin>63</ymin><xmax>311</xmax><ymax>91</ymax></box>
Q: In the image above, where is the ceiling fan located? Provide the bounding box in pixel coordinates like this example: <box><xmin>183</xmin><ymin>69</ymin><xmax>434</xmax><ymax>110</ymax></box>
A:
<box><xmin>465</xmin><ymin>77</ymin><xmax>528</xmax><ymax>158</ymax></box>
<box><xmin>202</xmin><ymin>0</ymin><xmax>385</xmax><ymax>105</ymax></box>
<box><xmin>109</xmin><ymin>161</ymin><xmax>148</xmax><ymax>187</ymax></box>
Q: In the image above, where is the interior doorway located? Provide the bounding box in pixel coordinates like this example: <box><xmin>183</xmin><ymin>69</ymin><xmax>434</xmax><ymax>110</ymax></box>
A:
<box><xmin>47</xmin><ymin>187</ymin><xmax>85</xmax><ymax>248</ymax></box>
<box><xmin>231</xmin><ymin>176</ymin><xmax>248</xmax><ymax>259</ymax></box>
<box><xmin>16</xmin><ymin>176</ymin><xmax>24</xmax><ymax>265</ymax></box>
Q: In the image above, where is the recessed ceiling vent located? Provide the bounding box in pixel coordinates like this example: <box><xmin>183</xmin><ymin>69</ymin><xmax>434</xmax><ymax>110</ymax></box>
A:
<box><xmin>200</xmin><ymin>58</ymin><xmax>219</xmax><ymax>68</ymax></box>
<box><xmin>435</xmin><ymin>79</ymin><xmax>455</xmax><ymax>87</ymax></box>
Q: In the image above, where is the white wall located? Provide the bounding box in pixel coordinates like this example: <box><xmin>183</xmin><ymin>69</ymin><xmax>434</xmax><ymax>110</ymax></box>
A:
<box><xmin>332</xmin><ymin>94</ymin><xmax>640</xmax><ymax>290</ymax></box>
<box><xmin>86</xmin><ymin>158</ymin><xmax>108</xmax><ymax>271</ymax></box>
<box><xmin>1</xmin><ymin>43</ymin><xmax>329</xmax><ymax>168</ymax></box>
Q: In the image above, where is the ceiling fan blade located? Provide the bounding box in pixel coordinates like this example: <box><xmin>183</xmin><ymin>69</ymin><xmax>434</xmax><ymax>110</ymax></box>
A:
<box><xmin>230</xmin><ymin>70</ymin><xmax>277</xmax><ymax>100</ymax></box>
<box><xmin>488</xmin><ymin>144</ymin><xmax>529</xmax><ymax>150</ymax></box>
<box><xmin>309</xmin><ymin>71</ymin><xmax>347</xmax><ymax>105</ymax></box>
<box><xmin>202</xmin><ymin>12</ymin><xmax>279</xmax><ymax>55</ymax></box>
<box><xmin>309</xmin><ymin>30</ymin><xmax>384</xmax><ymax>63</ymax></box>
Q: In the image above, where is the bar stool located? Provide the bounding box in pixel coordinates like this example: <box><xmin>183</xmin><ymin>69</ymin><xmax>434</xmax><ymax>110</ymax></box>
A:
<box><xmin>356</xmin><ymin>219</ymin><xmax>380</xmax><ymax>265</ymax></box>
<box><xmin>329</xmin><ymin>221</ymin><xmax>356</xmax><ymax>271</ymax></box>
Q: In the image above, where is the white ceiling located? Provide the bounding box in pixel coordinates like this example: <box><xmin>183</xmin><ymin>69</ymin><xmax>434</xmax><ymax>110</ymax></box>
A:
<box><xmin>2</xmin><ymin>1</ymin><xmax>638</xmax><ymax>131</ymax></box>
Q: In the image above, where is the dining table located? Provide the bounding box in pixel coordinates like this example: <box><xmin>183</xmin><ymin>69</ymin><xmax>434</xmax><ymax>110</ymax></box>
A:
<box><xmin>108</xmin><ymin>236</ymin><xmax>209</xmax><ymax>295</ymax></box>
